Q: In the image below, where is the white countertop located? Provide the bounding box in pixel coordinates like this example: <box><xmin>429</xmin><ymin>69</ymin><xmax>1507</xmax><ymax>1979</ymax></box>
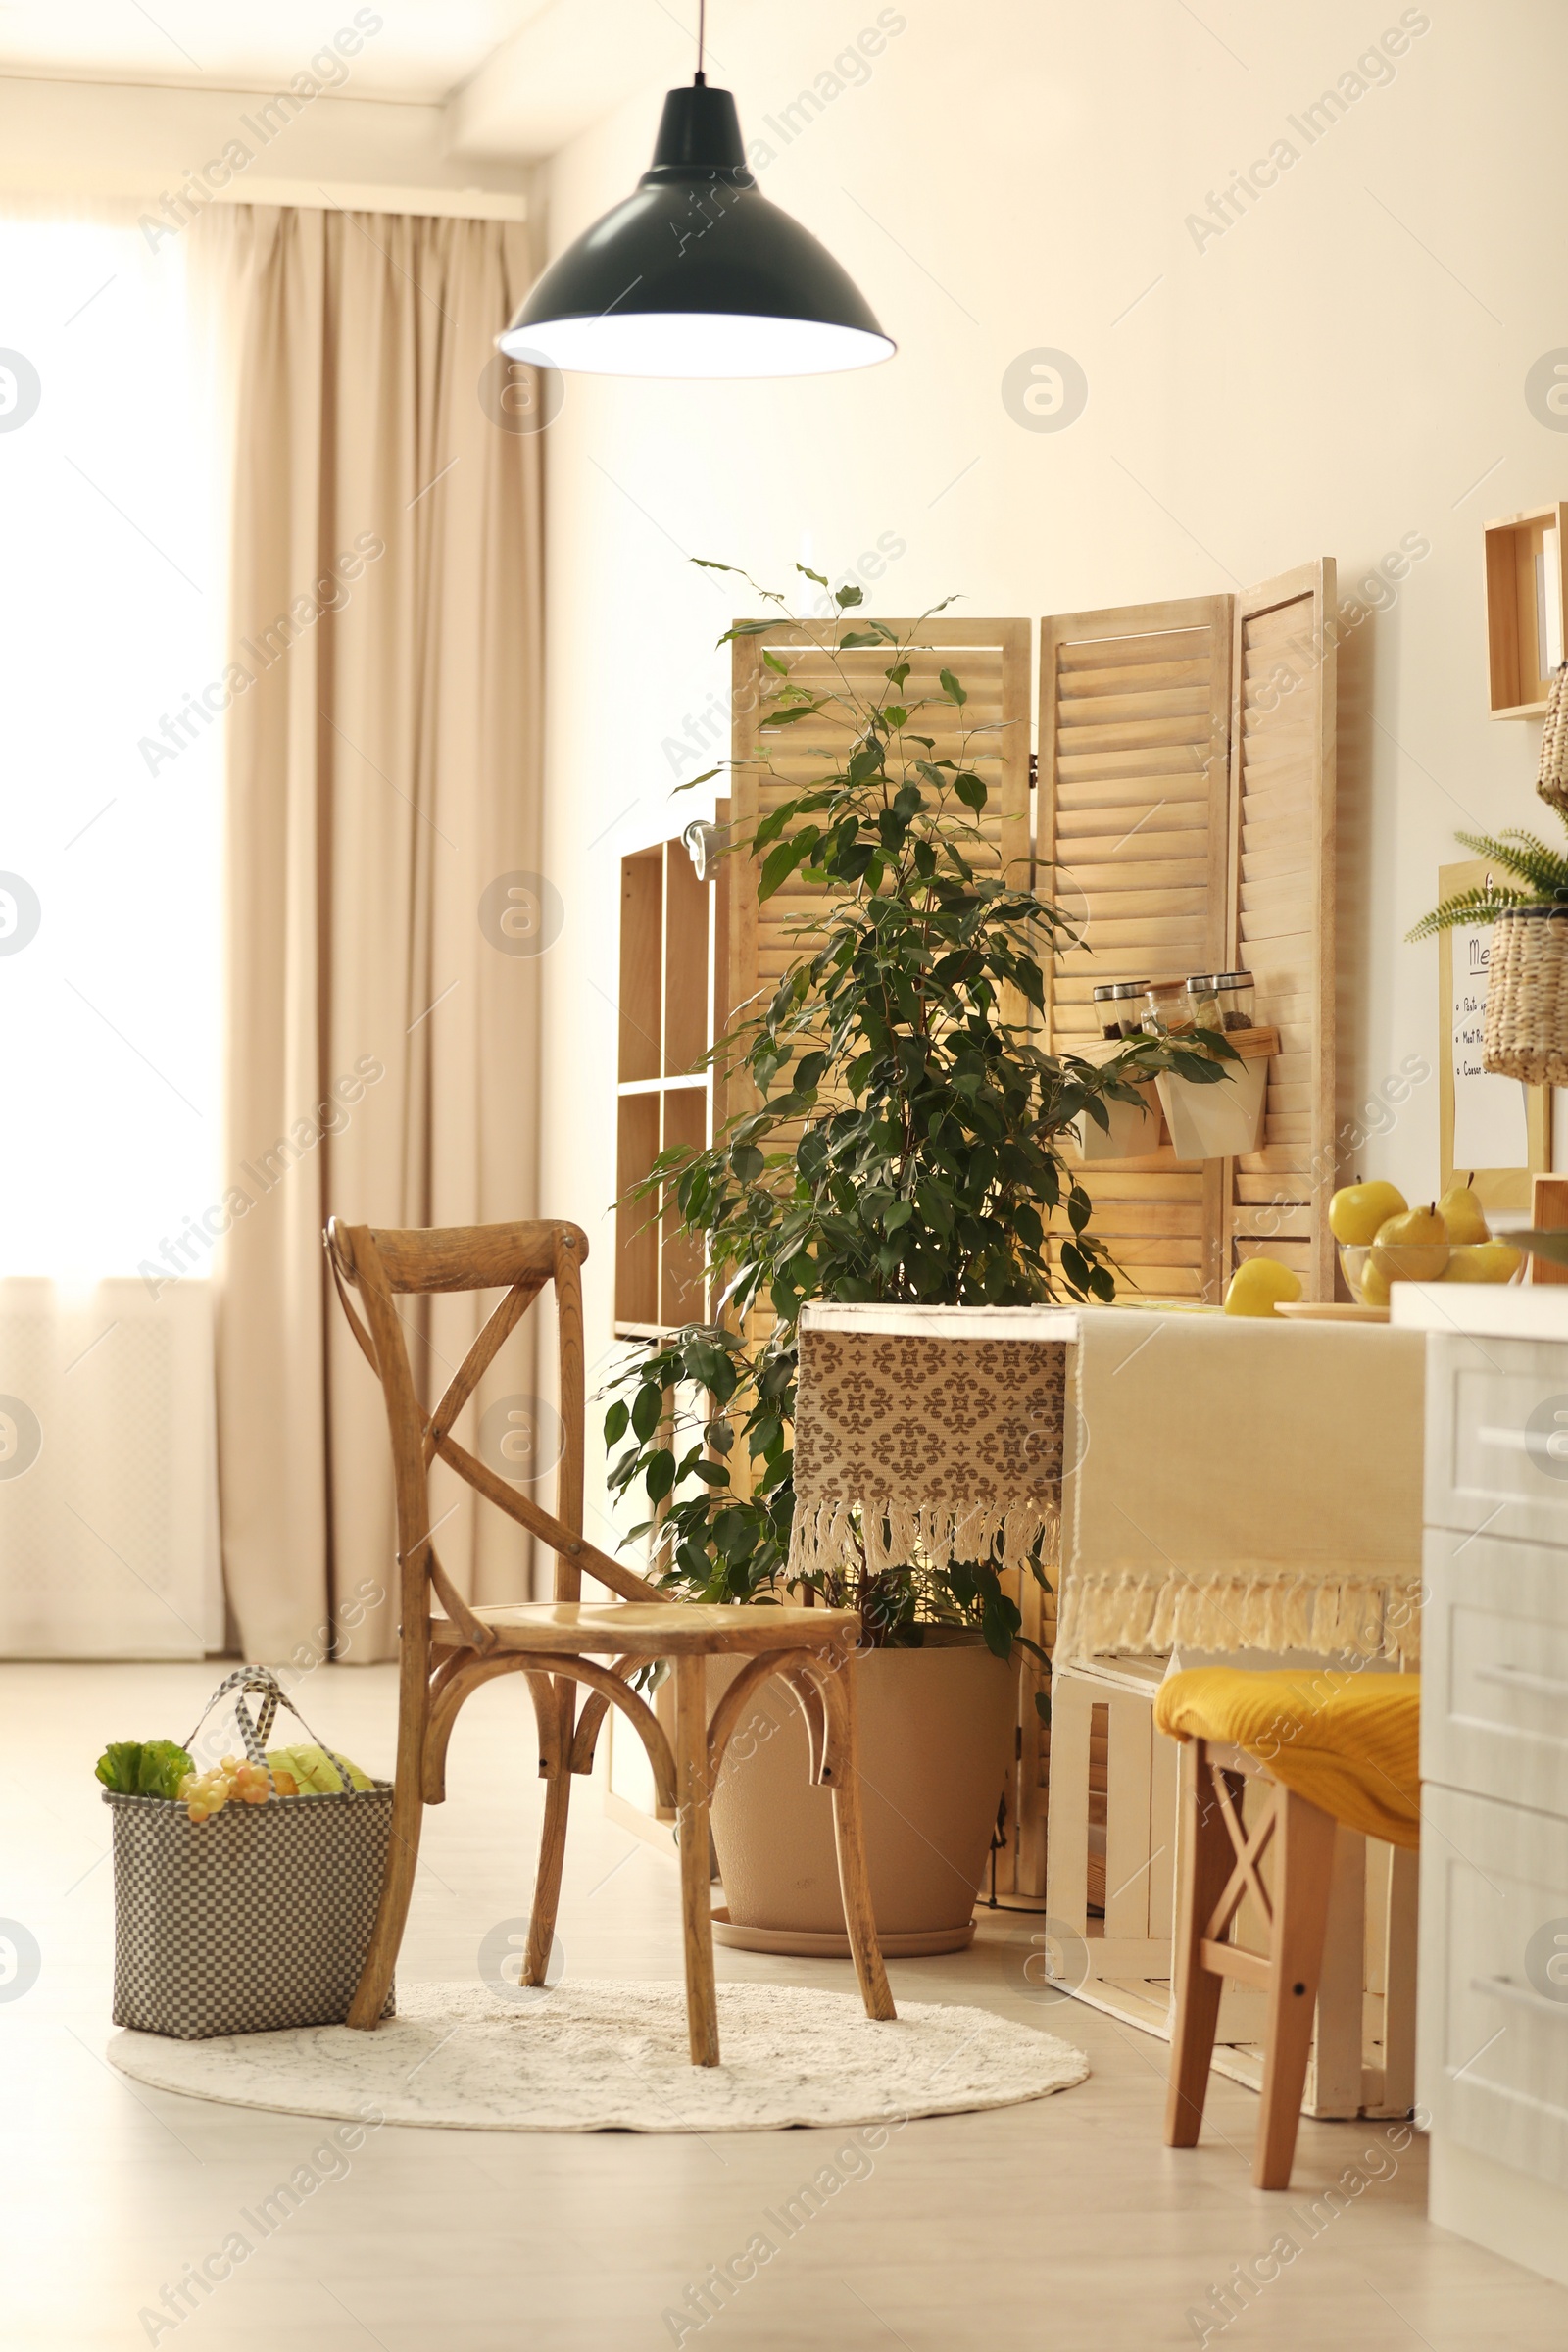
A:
<box><xmin>1390</xmin><ymin>1281</ymin><xmax>1568</xmax><ymax>1341</ymax></box>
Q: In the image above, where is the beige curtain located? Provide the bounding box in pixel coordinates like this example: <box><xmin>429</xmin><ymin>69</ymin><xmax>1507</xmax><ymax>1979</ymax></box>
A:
<box><xmin>195</xmin><ymin>206</ymin><xmax>546</xmax><ymax>1662</ymax></box>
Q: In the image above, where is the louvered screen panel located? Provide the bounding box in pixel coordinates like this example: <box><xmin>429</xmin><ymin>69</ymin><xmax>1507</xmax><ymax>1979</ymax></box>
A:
<box><xmin>1038</xmin><ymin>598</ymin><xmax>1233</xmax><ymax>1299</ymax></box>
<box><xmin>729</xmin><ymin>617</ymin><xmax>1031</xmax><ymax>1023</ymax></box>
<box><xmin>1223</xmin><ymin>561</ymin><xmax>1337</xmax><ymax>1300</ymax></box>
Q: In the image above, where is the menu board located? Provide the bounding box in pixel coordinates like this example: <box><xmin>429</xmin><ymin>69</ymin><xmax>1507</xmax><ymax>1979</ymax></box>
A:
<box><xmin>1437</xmin><ymin>860</ymin><xmax>1547</xmax><ymax>1213</ymax></box>
<box><xmin>1450</xmin><ymin>918</ymin><xmax>1528</xmax><ymax>1170</ymax></box>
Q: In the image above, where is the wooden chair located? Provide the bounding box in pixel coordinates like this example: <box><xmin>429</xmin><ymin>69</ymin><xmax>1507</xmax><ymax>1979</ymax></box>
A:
<box><xmin>323</xmin><ymin>1215</ymin><xmax>895</xmax><ymax>2065</ymax></box>
<box><xmin>1164</xmin><ymin>1738</ymin><xmax>1341</xmax><ymax>2188</ymax></box>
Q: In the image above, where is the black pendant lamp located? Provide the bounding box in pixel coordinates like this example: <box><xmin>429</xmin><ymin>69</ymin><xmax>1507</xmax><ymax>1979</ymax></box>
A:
<box><xmin>497</xmin><ymin>6</ymin><xmax>894</xmax><ymax>379</ymax></box>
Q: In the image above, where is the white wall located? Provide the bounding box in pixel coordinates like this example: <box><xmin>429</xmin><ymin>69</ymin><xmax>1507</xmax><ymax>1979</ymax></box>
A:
<box><xmin>534</xmin><ymin>0</ymin><xmax>1568</xmax><ymax>1536</ymax></box>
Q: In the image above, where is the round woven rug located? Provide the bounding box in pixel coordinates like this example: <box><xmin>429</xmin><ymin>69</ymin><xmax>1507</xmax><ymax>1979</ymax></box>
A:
<box><xmin>108</xmin><ymin>1980</ymin><xmax>1089</xmax><ymax>2132</ymax></box>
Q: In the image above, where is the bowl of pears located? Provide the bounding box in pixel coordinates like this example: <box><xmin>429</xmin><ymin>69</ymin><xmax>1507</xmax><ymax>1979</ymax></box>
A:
<box><xmin>1330</xmin><ymin>1176</ymin><xmax>1523</xmax><ymax>1307</ymax></box>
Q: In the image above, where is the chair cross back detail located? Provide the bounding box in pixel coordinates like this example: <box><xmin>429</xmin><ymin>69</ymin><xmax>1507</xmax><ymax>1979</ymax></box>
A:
<box><xmin>323</xmin><ymin>1213</ymin><xmax>894</xmax><ymax>2065</ymax></box>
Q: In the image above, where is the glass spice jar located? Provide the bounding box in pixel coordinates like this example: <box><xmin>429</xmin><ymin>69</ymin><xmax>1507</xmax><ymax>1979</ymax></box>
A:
<box><xmin>1214</xmin><ymin>970</ymin><xmax>1255</xmax><ymax>1032</ymax></box>
<box><xmin>1092</xmin><ymin>980</ymin><xmax>1150</xmax><ymax>1039</ymax></box>
<box><xmin>1185</xmin><ymin>974</ymin><xmax>1225</xmax><ymax>1032</ymax></box>
<box><xmin>1141</xmin><ymin>978</ymin><xmax>1197</xmax><ymax>1035</ymax></box>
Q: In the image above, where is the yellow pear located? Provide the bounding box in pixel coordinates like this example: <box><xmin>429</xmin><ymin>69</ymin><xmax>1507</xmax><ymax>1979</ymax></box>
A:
<box><xmin>1329</xmin><ymin>1179</ymin><xmax>1407</xmax><ymax>1247</ymax></box>
<box><xmin>1223</xmin><ymin>1258</ymin><xmax>1303</xmax><ymax>1317</ymax></box>
<box><xmin>1442</xmin><ymin>1240</ymin><xmax>1522</xmax><ymax>1285</ymax></box>
<box><xmin>1370</xmin><ymin>1203</ymin><xmax>1450</xmax><ymax>1285</ymax></box>
<box><xmin>1436</xmin><ymin>1176</ymin><xmax>1490</xmax><ymax>1247</ymax></box>
<box><xmin>1357</xmin><ymin>1256</ymin><xmax>1393</xmax><ymax>1307</ymax></box>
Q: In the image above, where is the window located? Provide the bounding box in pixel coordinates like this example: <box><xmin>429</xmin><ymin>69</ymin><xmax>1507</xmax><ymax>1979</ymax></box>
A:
<box><xmin>0</xmin><ymin>209</ymin><xmax>224</xmax><ymax>1278</ymax></box>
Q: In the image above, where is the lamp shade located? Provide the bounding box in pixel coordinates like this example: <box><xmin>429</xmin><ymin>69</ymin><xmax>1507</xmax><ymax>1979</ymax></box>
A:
<box><xmin>497</xmin><ymin>81</ymin><xmax>894</xmax><ymax>379</ymax></box>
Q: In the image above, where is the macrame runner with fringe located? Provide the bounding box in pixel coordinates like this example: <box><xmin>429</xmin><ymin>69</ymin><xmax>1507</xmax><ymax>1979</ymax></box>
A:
<box><xmin>789</xmin><ymin>1327</ymin><xmax>1064</xmax><ymax>1583</ymax></box>
<box><xmin>1056</xmin><ymin>1307</ymin><xmax>1425</xmax><ymax>1667</ymax></box>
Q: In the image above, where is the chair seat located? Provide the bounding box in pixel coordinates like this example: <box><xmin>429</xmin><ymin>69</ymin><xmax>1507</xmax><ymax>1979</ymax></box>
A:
<box><xmin>1154</xmin><ymin>1666</ymin><xmax>1420</xmax><ymax>1850</ymax></box>
<box><xmin>430</xmin><ymin>1600</ymin><xmax>859</xmax><ymax>1658</ymax></box>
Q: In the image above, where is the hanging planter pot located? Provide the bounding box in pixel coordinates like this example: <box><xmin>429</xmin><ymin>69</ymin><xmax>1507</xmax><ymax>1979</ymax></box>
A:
<box><xmin>1537</xmin><ymin>662</ymin><xmax>1568</xmax><ymax>819</ymax></box>
<box><xmin>1072</xmin><ymin>1016</ymin><xmax>1163</xmax><ymax>1160</ymax></box>
<box><xmin>1152</xmin><ymin>1028</ymin><xmax>1276</xmax><ymax>1160</ymax></box>
<box><xmin>1482</xmin><ymin>904</ymin><xmax>1568</xmax><ymax>1085</ymax></box>
<box><xmin>1072</xmin><ymin>1081</ymin><xmax>1162</xmax><ymax>1161</ymax></box>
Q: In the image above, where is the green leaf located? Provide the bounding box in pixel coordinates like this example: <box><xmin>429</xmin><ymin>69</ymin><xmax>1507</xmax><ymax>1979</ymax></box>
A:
<box><xmin>834</xmin><ymin>583</ymin><xmax>864</xmax><ymax>608</ymax></box>
<box><xmin>759</xmin><ymin>829</ymin><xmax>817</xmax><ymax>904</ymax></box>
<box><xmin>645</xmin><ymin>1449</ymin><xmax>676</xmax><ymax>1503</ymax></box>
<box><xmin>603</xmin><ymin>1398</ymin><xmax>629</xmax><ymax>1446</ymax></box>
<box><xmin>939</xmin><ymin>666</ymin><xmax>968</xmax><ymax>707</ymax></box>
<box><xmin>631</xmin><ymin>1385</ymin><xmax>663</xmax><ymax>1444</ymax></box>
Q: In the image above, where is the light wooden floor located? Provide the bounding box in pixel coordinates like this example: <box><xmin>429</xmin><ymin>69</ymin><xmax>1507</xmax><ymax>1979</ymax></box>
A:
<box><xmin>6</xmin><ymin>1661</ymin><xmax>1566</xmax><ymax>2352</ymax></box>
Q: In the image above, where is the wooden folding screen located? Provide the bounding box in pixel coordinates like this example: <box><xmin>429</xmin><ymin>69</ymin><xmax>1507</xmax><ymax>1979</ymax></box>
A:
<box><xmin>716</xmin><ymin>585</ymin><xmax>1333</xmax><ymax>1308</ymax></box>
<box><xmin>1038</xmin><ymin>596</ymin><xmax>1234</xmax><ymax>1298</ymax></box>
<box><xmin>1039</xmin><ymin>566</ymin><xmax>1336</xmax><ymax>1302</ymax></box>
<box><xmin>1222</xmin><ymin>562</ymin><xmax>1338</xmax><ymax>1300</ymax></box>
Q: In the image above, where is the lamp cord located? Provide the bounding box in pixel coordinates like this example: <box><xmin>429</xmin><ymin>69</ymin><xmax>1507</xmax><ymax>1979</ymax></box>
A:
<box><xmin>696</xmin><ymin>0</ymin><xmax>706</xmax><ymax>81</ymax></box>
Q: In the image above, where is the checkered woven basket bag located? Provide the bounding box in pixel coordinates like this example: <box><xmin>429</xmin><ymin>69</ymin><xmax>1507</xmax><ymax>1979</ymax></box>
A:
<box><xmin>106</xmin><ymin>1666</ymin><xmax>394</xmax><ymax>2040</ymax></box>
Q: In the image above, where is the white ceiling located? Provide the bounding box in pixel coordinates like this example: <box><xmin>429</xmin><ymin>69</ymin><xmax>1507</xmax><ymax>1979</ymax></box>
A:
<box><xmin>0</xmin><ymin>0</ymin><xmax>545</xmax><ymax>101</ymax></box>
<box><xmin>0</xmin><ymin>0</ymin><xmax>712</xmax><ymax>153</ymax></box>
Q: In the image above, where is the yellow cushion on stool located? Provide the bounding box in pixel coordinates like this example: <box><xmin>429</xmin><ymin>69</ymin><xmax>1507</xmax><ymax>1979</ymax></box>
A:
<box><xmin>1153</xmin><ymin>1667</ymin><xmax>1421</xmax><ymax>1851</ymax></box>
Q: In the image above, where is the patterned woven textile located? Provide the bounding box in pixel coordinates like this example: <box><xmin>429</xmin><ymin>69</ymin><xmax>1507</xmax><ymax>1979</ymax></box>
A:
<box><xmin>789</xmin><ymin>1321</ymin><xmax>1066</xmax><ymax>1581</ymax></box>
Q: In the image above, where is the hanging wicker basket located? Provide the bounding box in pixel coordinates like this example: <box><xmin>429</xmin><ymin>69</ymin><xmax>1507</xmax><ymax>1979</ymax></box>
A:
<box><xmin>1537</xmin><ymin>661</ymin><xmax>1568</xmax><ymax>817</ymax></box>
<box><xmin>1483</xmin><ymin>904</ymin><xmax>1568</xmax><ymax>1085</ymax></box>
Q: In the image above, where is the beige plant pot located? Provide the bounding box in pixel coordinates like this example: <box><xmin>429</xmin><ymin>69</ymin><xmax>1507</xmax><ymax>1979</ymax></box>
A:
<box><xmin>709</xmin><ymin>1632</ymin><xmax>1018</xmax><ymax>1958</ymax></box>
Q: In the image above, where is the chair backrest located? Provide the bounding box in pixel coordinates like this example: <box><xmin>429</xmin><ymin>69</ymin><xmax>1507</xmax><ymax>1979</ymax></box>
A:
<box><xmin>324</xmin><ymin>1218</ymin><xmax>591</xmax><ymax>1643</ymax></box>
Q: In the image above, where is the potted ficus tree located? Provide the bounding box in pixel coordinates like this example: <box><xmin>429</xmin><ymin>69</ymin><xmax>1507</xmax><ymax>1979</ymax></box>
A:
<box><xmin>604</xmin><ymin>566</ymin><xmax>1234</xmax><ymax>1954</ymax></box>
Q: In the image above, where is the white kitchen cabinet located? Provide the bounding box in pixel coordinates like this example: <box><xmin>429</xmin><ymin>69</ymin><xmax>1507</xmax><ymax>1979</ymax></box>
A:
<box><xmin>1396</xmin><ymin>1287</ymin><xmax>1568</xmax><ymax>2289</ymax></box>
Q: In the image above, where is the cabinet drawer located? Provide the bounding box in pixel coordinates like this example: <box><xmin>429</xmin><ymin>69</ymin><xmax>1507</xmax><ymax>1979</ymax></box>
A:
<box><xmin>1423</xmin><ymin>1527</ymin><xmax>1568</xmax><ymax>1818</ymax></box>
<box><xmin>1419</xmin><ymin>1786</ymin><xmax>1568</xmax><ymax>2188</ymax></box>
<box><xmin>1425</xmin><ymin>1332</ymin><xmax>1568</xmax><ymax>1543</ymax></box>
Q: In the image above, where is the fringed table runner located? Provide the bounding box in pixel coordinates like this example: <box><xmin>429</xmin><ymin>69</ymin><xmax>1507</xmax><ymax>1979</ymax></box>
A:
<box><xmin>1058</xmin><ymin>1308</ymin><xmax>1426</xmax><ymax>1665</ymax></box>
<box><xmin>790</xmin><ymin>1307</ymin><xmax>1071</xmax><ymax>1581</ymax></box>
<box><xmin>790</xmin><ymin>1303</ymin><xmax>1426</xmax><ymax>1667</ymax></box>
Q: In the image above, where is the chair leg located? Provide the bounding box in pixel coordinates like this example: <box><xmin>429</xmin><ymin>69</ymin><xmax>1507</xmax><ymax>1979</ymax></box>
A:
<box><xmin>1255</xmin><ymin>1789</ymin><xmax>1338</xmax><ymax>2189</ymax></box>
<box><xmin>524</xmin><ymin>1675</ymin><xmax>574</xmax><ymax>1986</ymax></box>
<box><xmin>347</xmin><ymin>1695</ymin><xmax>427</xmax><ymax>2031</ymax></box>
<box><xmin>673</xmin><ymin>1654</ymin><xmax>719</xmax><ymax>2067</ymax></box>
<box><xmin>1164</xmin><ymin>1741</ymin><xmax>1236</xmax><ymax>2147</ymax></box>
<box><xmin>819</xmin><ymin>1655</ymin><xmax>896</xmax><ymax>2023</ymax></box>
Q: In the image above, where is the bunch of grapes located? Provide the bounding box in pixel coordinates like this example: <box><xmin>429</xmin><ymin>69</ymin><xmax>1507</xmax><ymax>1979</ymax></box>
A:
<box><xmin>177</xmin><ymin>1753</ymin><xmax>299</xmax><ymax>1824</ymax></box>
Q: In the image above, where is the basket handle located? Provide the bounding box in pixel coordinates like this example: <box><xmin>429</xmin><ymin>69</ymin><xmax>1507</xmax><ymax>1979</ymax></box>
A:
<box><xmin>182</xmin><ymin>1666</ymin><xmax>359</xmax><ymax>1795</ymax></box>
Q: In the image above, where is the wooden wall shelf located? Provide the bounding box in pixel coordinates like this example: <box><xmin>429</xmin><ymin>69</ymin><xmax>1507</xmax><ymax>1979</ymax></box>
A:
<box><xmin>1484</xmin><ymin>501</ymin><xmax>1568</xmax><ymax>718</ymax></box>
<box><xmin>613</xmin><ymin>810</ymin><xmax>729</xmax><ymax>1336</ymax></box>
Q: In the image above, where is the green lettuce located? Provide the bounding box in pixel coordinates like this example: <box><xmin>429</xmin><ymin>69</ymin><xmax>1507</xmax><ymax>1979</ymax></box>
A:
<box><xmin>94</xmin><ymin>1739</ymin><xmax>193</xmax><ymax>1799</ymax></box>
<box><xmin>136</xmin><ymin>1740</ymin><xmax>194</xmax><ymax>1799</ymax></box>
<box><xmin>95</xmin><ymin>1741</ymin><xmax>143</xmax><ymax>1794</ymax></box>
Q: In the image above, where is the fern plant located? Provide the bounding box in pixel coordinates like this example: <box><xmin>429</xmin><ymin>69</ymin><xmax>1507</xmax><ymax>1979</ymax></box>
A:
<box><xmin>1407</xmin><ymin>827</ymin><xmax>1568</xmax><ymax>940</ymax></box>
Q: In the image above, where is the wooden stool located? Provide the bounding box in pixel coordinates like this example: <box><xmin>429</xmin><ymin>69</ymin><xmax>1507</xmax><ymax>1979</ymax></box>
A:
<box><xmin>324</xmin><ymin>1216</ymin><xmax>895</xmax><ymax>2065</ymax></box>
<box><xmin>1156</xmin><ymin>1668</ymin><xmax>1421</xmax><ymax>2188</ymax></box>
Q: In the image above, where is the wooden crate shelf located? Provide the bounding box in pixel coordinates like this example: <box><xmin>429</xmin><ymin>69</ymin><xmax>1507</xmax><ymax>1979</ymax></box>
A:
<box><xmin>613</xmin><ymin>811</ymin><xmax>729</xmax><ymax>1336</ymax></box>
<box><xmin>1484</xmin><ymin>501</ymin><xmax>1568</xmax><ymax>718</ymax></box>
